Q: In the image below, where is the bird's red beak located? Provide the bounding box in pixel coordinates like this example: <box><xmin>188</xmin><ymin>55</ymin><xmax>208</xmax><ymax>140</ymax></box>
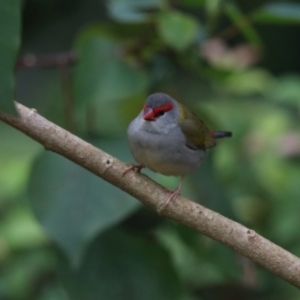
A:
<box><xmin>143</xmin><ymin>107</ymin><xmax>155</xmax><ymax>121</ymax></box>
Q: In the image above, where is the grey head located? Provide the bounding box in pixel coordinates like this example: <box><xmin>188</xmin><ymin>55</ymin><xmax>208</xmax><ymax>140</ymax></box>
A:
<box><xmin>141</xmin><ymin>93</ymin><xmax>179</xmax><ymax>134</ymax></box>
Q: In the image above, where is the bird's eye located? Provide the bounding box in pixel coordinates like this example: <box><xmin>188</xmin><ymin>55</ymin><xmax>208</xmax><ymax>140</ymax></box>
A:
<box><xmin>152</xmin><ymin>103</ymin><xmax>173</xmax><ymax>118</ymax></box>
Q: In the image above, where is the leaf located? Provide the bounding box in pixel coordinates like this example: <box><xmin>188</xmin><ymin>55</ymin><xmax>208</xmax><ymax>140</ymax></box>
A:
<box><xmin>79</xmin><ymin>93</ymin><xmax>148</xmax><ymax>136</ymax></box>
<box><xmin>28</xmin><ymin>138</ymin><xmax>140</xmax><ymax>266</ymax></box>
<box><xmin>268</xmin><ymin>75</ymin><xmax>300</xmax><ymax>105</ymax></box>
<box><xmin>205</xmin><ymin>0</ymin><xmax>222</xmax><ymax>23</ymax></box>
<box><xmin>155</xmin><ymin>226</ymin><xmax>226</xmax><ymax>286</ymax></box>
<box><xmin>0</xmin><ymin>0</ymin><xmax>21</xmax><ymax>115</ymax></box>
<box><xmin>157</xmin><ymin>11</ymin><xmax>198</xmax><ymax>51</ymax></box>
<box><xmin>0</xmin><ymin>123</ymin><xmax>42</xmax><ymax>200</ymax></box>
<box><xmin>107</xmin><ymin>0</ymin><xmax>160</xmax><ymax>23</ymax></box>
<box><xmin>225</xmin><ymin>3</ymin><xmax>262</xmax><ymax>47</ymax></box>
<box><xmin>177</xmin><ymin>0</ymin><xmax>205</xmax><ymax>8</ymax></box>
<box><xmin>74</xmin><ymin>31</ymin><xmax>149</xmax><ymax>107</ymax></box>
<box><xmin>58</xmin><ymin>229</ymin><xmax>183</xmax><ymax>300</ymax></box>
<box><xmin>0</xmin><ymin>206</ymin><xmax>47</xmax><ymax>250</ymax></box>
<box><xmin>252</xmin><ymin>3</ymin><xmax>300</xmax><ymax>25</ymax></box>
<box><xmin>224</xmin><ymin>69</ymin><xmax>274</xmax><ymax>96</ymax></box>
<box><xmin>0</xmin><ymin>248</ymin><xmax>58</xmax><ymax>299</ymax></box>
<box><xmin>189</xmin><ymin>157</ymin><xmax>235</xmax><ymax>218</ymax></box>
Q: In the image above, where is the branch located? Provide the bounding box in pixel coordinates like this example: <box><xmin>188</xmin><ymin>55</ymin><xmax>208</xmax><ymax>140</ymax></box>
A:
<box><xmin>1</xmin><ymin>103</ymin><xmax>300</xmax><ymax>289</ymax></box>
<box><xmin>15</xmin><ymin>52</ymin><xmax>76</xmax><ymax>69</ymax></box>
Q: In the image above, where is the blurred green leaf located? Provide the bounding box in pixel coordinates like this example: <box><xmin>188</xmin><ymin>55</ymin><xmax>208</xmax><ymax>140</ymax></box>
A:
<box><xmin>0</xmin><ymin>205</ymin><xmax>47</xmax><ymax>251</ymax></box>
<box><xmin>189</xmin><ymin>157</ymin><xmax>235</xmax><ymax>218</ymax></box>
<box><xmin>268</xmin><ymin>75</ymin><xmax>300</xmax><ymax>105</ymax></box>
<box><xmin>0</xmin><ymin>0</ymin><xmax>21</xmax><ymax>115</ymax></box>
<box><xmin>107</xmin><ymin>0</ymin><xmax>160</xmax><ymax>22</ymax></box>
<box><xmin>225</xmin><ymin>3</ymin><xmax>262</xmax><ymax>47</ymax></box>
<box><xmin>177</xmin><ymin>0</ymin><xmax>205</xmax><ymax>8</ymax></box>
<box><xmin>28</xmin><ymin>138</ymin><xmax>140</xmax><ymax>266</ymax></box>
<box><xmin>155</xmin><ymin>226</ymin><xmax>226</xmax><ymax>287</ymax></box>
<box><xmin>253</xmin><ymin>3</ymin><xmax>300</xmax><ymax>24</ymax></box>
<box><xmin>0</xmin><ymin>123</ymin><xmax>42</xmax><ymax>200</ymax></box>
<box><xmin>0</xmin><ymin>249</ymin><xmax>57</xmax><ymax>299</ymax></box>
<box><xmin>37</xmin><ymin>283</ymin><xmax>69</xmax><ymax>300</ymax></box>
<box><xmin>74</xmin><ymin>31</ymin><xmax>149</xmax><ymax>107</ymax></box>
<box><xmin>232</xmin><ymin>195</ymin><xmax>268</xmax><ymax>224</ymax></box>
<box><xmin>75</xmin><ymin>93</ymin><xmax>147</xmax><ymax>136</ymax></box>
<box><xmin>268</xmin><ymin>167</ymin><xmax>300</xmax><ymax>245</ymax></box>
<box><xmin>157</xmin><ymin>11</ymin><xmax>198</xmax><ymax>51</ymax></box>
<box><xmin>58</xmin><ymin>229</ymin><xmax>183</xmax><ymax>300</ymax></box>
<box><xmin>224</xmin><ymin>69</ymin><xmax>274</xmax><ymax>96</ymax></box>
<box><xmin>205</xmin><ymin>0</ymin><xmax>222</xmax><ymax>30</ymax></box>
<box><xmin>205</xmin><ymin>0</ymin><xmax>221</xmax><ymax>14</ymax></box>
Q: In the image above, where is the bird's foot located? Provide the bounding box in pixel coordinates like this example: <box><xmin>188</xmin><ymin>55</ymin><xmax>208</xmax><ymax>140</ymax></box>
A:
<box><xmin>157</xmin><ymin>176</ymin><xmax>184</xmax><ymax>214</ymax></box>
<box><xmin>122</xmin><ymin>164</ymin><xmax>144</xmax><ymax>176</ymax></box>
<box><xmin>157</xmin><ymin>187</ymin><xmax>181</xmax><ymax>214</ymax></box>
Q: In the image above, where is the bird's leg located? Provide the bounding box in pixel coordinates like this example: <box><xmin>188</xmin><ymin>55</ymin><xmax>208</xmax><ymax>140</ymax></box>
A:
<box><xmin>166</xmin><ymin>176</ymin><xmax>184</xmax><ymax>205</ymax></box>
<box><xmin>122</xmin><ymin>163</ymin><xmax>144</xmax><ymax>176</ymax></box>
<box><xmin>158</xmin><ymin>176</ymin><xmax>184</xmax><ymax>213</ymax></box>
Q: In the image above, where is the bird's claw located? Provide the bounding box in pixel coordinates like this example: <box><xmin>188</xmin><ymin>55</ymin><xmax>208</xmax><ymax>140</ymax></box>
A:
<box><xmin>122</xmin><ymin>164</ymin><xmax>143</xmax><ymax>176</ymax></box>
<box><xmin>157</xmin><ymin>188</ymin><xmax>181</xmax><ymax>214</ymax></box>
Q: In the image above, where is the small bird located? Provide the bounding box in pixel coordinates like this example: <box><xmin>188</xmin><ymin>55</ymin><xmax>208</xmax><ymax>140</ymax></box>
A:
<box><xmin>125</xmin><ymin>93</ymin><xmax>232</xmax><ymax>211</ymax></box>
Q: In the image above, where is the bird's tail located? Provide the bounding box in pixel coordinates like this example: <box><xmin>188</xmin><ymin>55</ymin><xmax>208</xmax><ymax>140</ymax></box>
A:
<box><xmin>210</xmin><ymin>131</ymin><xmax>232</xmax><ymax>139</ymax></box>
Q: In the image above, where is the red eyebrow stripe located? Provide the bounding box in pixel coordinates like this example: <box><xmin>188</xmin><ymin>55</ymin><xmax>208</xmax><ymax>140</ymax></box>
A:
<box><xmin>152</xmin><ymin>103</ymin><xmax>173</xmax><ymax>116</ymax></box>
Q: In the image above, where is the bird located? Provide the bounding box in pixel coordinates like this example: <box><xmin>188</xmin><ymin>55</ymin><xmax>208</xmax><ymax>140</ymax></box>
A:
<box><xmin>125</xmin><ymin>92</ymin><xmax>232</xmax><ymax>211</ymax></box>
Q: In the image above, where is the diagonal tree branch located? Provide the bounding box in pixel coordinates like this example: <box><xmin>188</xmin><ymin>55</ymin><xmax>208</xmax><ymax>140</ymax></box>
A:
<box><xmin>0</xmin><ymin>102</ymin><xmax>300</xmax><ymax>289</ymax></box>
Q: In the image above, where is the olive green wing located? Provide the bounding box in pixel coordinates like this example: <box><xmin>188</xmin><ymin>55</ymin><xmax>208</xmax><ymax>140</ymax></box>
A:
<box><xmin>178</xmin><ymin>104</ymin><xmax>216</xmax><ymax>150</ymax></box>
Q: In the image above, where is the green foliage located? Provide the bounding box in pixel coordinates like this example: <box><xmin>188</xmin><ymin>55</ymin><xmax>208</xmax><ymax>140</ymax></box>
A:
<box><xmin>0</xmin><ymin>0</ymin><xmax>21</xmax><ymax>114</ymax></box>
<box><xmin>157</xmin><ymin>11</ymin><xmax>199</xmax><ymax>51</ymax></box>
<box><xmin>107</xmin><ymin>0</ymin><xmax>161</xmax><ymax>23</ymax></box>
<box><xmin>74</xmin><ymin>31</ymin><xmax>149</xmax><ymax>106</ymax></box>
<box><xmin>28</xmin><ymin>139</ymin><xmax>139</xmax><ymax>266</ymax></box>
<box><xmin>253</xmin><ymin>3</ymin><xmax>300</xmax><ymax>24</ymax></box>
<box><xmin>1</xmin><ymin>0</ymin><xmax>300</xmax><ymax>299</ymax></box>
<box><xmin>225</xmin><ymin>3</ymin><xmax>262</xmax><ymax>47</ymax></box>
<box><xmin>58</xmin><ymin>229</ymin><xmax>182</xmax><ymax>300</ymax></box>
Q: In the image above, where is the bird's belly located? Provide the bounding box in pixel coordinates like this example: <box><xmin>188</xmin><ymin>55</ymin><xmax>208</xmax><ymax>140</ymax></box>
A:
<box><xmin>129</xmin><ymin>135</ymin><xmax>205</xmax><ymax>176</ymax></box>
